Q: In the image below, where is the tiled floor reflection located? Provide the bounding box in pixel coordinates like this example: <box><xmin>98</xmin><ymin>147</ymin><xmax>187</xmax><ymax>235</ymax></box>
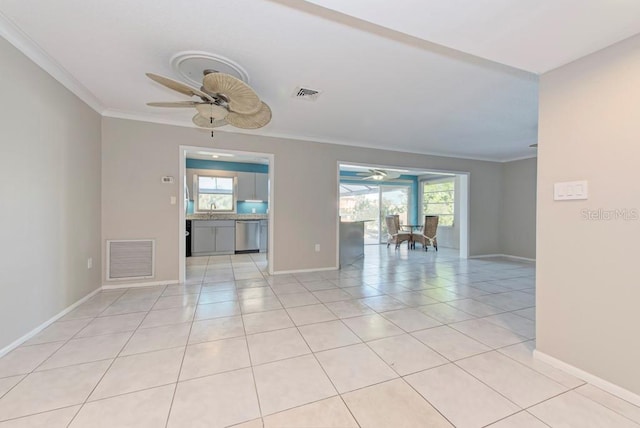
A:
<box><xmin>1</xmin><ymin>247</ymin><xmax>639</xmax><ymax>427</ymax></box>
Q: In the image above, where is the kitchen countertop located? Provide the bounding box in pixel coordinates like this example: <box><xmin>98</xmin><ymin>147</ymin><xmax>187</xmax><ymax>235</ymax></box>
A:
<box><xmin>187</xmin><ymin>213</ymin><xmax>268</xmax><ymax>221</ymax></box>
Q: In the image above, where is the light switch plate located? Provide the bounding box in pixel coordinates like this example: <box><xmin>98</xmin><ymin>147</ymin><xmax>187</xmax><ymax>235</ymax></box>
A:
<box><xmin>554</xmin><ymin>180</ymin><xmax>588</xmax><ymax>200</ymax></box>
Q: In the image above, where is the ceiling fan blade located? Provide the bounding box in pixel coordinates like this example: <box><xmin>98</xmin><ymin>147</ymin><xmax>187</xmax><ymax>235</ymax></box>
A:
<box><xmin>203</xmin><ymin>73</ymin><xmax>262</xmax><ymax>115</ymax></box>
<box><xmin>226</xmin><ymin>102</ymin><xmax>272</xmax><ymax>129</ymax></box>
<box><xmin>192</xmin><ymin>113</ymin><xmax>228</xmax><ymax>129</ymax></box>
<box><xmin>146</xmin><ymin>73</ymin><xmax>214</xmax><ymax>102</ymax></box>
<box><xmin>387</xmin><ymin>172</ymin><xmax>401</xmax><ymax>179</ymax></box>
<box><xmin>147</xmin><ymin>101</ymin><xmax>201</xmax><ymax>108</ymax></box>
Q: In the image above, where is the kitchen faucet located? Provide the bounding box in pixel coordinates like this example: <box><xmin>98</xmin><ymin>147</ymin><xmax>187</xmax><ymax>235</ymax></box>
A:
<box><xmin>209</xmin><ymin>202</ymin><xmax>217</xmax><ymax>218</ymax></box>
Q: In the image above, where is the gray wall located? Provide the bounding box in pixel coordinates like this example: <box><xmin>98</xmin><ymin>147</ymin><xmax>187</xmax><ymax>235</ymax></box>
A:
<box><xmin>0</xmin><ymin>38</ymin><xmax>102</xmax><ymax>349</ymax></box>
<box><xmin>500</xmin><ymin>157</ymin><xmax>537</xmax><ymax>259</ymax></box>
<box><xmin>102</xmin><ymin>117</ymin><xmax>507</xmax><ymax>281</ymax></box>
<box><xmin>537</xmin><ymin>34</ymin><xmax>640</xmax><ymax>394</ymax></box>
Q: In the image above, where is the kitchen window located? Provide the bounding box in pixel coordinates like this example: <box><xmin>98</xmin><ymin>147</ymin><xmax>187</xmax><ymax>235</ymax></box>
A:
<box><xmin>195</xmin><ymin>175</ymin><xmax>235</xmax><ymax>212</ymax></box>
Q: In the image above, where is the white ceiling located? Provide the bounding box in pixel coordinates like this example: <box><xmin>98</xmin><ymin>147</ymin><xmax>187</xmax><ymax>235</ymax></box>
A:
<box><xmin>304</xmin><ymin>0</ymin><xmax>640</xmax><ymax>74</ymax></box>
<box><xmin>1</xmin><ymin>0</ymin><xmax>638</xmax><ymax>161</ymax></box>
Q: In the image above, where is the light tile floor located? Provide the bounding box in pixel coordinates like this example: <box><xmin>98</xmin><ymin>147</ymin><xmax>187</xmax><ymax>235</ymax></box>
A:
<box><xmin>1</xmin><ymin>247</ymin><xmax>639</xmax><ymax>427</ymax></box>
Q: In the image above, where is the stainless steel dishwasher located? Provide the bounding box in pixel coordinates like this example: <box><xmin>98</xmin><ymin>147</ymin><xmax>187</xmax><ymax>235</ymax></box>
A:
<box><xmin>235</xmin><ymin>220</ymin><xmax>260</xmax><ymax>253</ymax></box>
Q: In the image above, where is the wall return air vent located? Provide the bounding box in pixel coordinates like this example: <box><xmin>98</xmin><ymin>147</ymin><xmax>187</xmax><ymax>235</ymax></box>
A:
<box><xmin>106</xmin><ymin>239</ymin><xmax>155</xmax><ymax>280</ymax></box>
<box><xmin>293</xmin><ymin>87</ymin><xmax>321</xmax><ymax>101</ymax></box>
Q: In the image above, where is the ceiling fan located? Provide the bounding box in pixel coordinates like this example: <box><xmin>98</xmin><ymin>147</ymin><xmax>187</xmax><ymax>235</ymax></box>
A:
<box><xmin>356</xmin><ymin>169</ymin><xmax>402</xmax><ymax>181</ymax></box>
<box><xmin>145</xmin><ymin>70</ymin><xmax>271</xmax><ymax>130</ymax></box>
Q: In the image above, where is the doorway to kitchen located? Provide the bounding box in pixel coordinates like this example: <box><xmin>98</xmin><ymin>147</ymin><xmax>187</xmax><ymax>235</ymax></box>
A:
<box><xmin>178</xmin><ymin>145</ymin><xmax>275</xmax><ymax>283</ymax></box>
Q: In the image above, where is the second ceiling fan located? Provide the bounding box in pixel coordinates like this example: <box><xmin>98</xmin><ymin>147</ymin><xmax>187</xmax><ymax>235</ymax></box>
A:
<box><xmin>356</xmin><ymin>169</ymin><xmax>401</xmax><ymax>181</ymax></box>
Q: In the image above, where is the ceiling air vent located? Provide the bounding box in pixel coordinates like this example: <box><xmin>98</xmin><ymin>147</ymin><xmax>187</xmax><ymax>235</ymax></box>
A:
<box><xmin>293</xmin><ymin>87</ymin><xmax>321</xmax><ymax>101</ymax></box>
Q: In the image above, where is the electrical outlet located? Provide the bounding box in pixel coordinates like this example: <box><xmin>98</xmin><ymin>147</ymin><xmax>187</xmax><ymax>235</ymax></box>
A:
<box><xmin>315</xmin><ymin>244</ymin><xmax>320</xmax><ymax>252</ymax></box>
<box><xmin>87</xmin><ymin>257</ymin><xmax>93</xmax><ymax>269</ymax></box>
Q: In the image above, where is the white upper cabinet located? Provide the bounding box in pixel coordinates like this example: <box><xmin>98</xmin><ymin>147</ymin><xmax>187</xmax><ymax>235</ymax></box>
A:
<box><xmin>236</xmin><ymin>172</ymin><xmax>268</xmax><ymax>201</ymax></box>
<box><xmin>255</xmin><ymin>173</ymin><xmax>268</xmax><ymax>202</ymax></box>
<box><xmin>236</xmin><ymin>172</ymin><xmax>255</xmax><ymax>201</ymax></box>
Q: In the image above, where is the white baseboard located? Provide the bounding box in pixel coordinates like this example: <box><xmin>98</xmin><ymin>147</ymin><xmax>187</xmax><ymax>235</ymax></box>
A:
<box><xmin>502</xmin><ymin>254</ymin><xmax>536</xmax><ymax>263</ymax></box>
<box><xmin>534</xmin><ymin>350</ymin><xmax>640</xmax><ymax>407</ymax></box>
<box><xmin>0</xmin><ymin>287</ymin><xmax>102</xmax><ymax>358</ymax></box>
<box><xmin>101</xmin><ymin>280</ymin><xmax>180</xmax><ymax>290</ymax></box>
<box><xmin>470</xmin><ymin>253</ymin><xmax>536</xmax><ymax>263</ymax></box>
<box><xmin>272</xmin><ymin>266</ymin><xmax>338</xmax><ymax>275</ymax></box>
<box><xmin>469</xmin><ymin>253</ymin><xmax>503</xmax><ymax>259</ymax></box>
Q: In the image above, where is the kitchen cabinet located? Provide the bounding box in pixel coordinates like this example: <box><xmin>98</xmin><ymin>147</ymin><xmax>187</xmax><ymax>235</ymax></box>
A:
<box><xmin>237</xmin><ymin>172</ymin><xmax>268</xmax><ymax>201</ymax></box>
<box><xmin>214</xmin><ymin>225</ymin><xmax>235</xmax><ymax>253</ymax></box>
<box><xmin>255</xmin><ymin>173</ymin><xmax>269</xmax><ymax>201</ymax></box>
<box><xmin>192</xmin><ymin>220</ymin><xmax>235</xmax><ymax>256</ymax></box>
<box><xmin>259</xmin><ymin>220</ymin><xmax>268</xmax><ymax>253</ymax></box>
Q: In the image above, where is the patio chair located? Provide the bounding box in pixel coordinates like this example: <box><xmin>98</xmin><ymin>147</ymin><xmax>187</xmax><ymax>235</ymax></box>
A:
<box><xmin>413</xmin><ymin>215</ymin><xmax>439</xmax><ymax>251</ymax></box>
<box><xmin>385</xmin><ymin>215</ymin><xmax>412</xmax><ymax>249</ymax></box>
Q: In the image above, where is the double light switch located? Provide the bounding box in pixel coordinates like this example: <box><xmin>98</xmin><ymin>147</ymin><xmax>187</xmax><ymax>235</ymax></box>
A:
<box><xmin>554</xmin><ymin>180</ymin><xmax>588</xmax><ymax>201</ymax></box>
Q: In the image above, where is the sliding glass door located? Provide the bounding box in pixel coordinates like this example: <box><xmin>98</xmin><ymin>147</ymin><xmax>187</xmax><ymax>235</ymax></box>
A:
<box><xmin>340</xmin><ymin>183</ymin><xmax>410</xmax><ymax>244</ymax></box>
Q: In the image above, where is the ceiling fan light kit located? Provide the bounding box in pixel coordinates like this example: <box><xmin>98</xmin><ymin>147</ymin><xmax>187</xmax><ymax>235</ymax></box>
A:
<box><xmin>146</xmin><ymin>55</ymin><xmax>271</xmax><ymax>134</ymax></box>
<box><xmin>195</xmin><ymin>103</ymin><xmax>228</xmax><ymax>120</ymax></box>
<box><xmin>192</xmin><ymin>114</ymin><xmax>228</xmax><ymax>128</ymax></box>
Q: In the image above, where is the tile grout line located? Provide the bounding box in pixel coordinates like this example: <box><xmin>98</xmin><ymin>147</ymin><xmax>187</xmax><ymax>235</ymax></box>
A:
<box><xmin>270</xmin><ymin>286</ymin><xmax>363</xmax><ymax>428</ymax></box>
<box><xmin>65</xmin><ymin>284</ymin><xmax>168</xmax><ymax>428</ymax></box>
<box><xmin>236</xmin><ymin>261</ymin><xmax>266</xmax><ymax>424</ymax></box>
<box><xmin>0</xmin><ymin>289</ymin><xmax>140</xmax><ymax>422</ymax></box>
<box><xmin>162</xmin><ymin>289</ymin><xmax>199</xmax><ymax>428</ymax></box>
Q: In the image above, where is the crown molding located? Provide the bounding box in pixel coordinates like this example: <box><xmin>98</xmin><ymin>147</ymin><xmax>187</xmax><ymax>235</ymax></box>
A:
<box><xmin>0</xmin><ymin>11</ymin><xmax>105</xmax><ymax>113</ymax></box>
<box><xmin>102</xmin><ymin>108</ymin><xmax>202</xmax><ymax>130</ymax></box>
<box><xmin>103</xmin><ymin>109</ymin><xmax>534</xmax><ymax>163</ymax></box>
